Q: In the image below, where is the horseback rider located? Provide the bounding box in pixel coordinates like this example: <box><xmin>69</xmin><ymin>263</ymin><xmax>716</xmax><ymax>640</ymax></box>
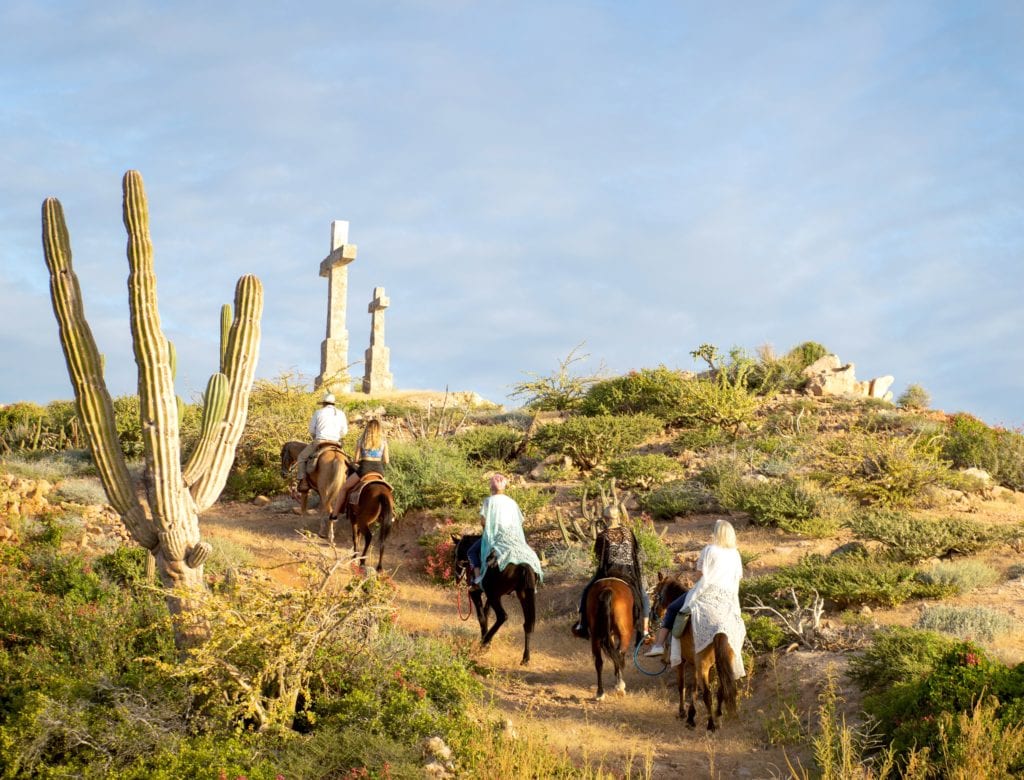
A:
<box><xmin>467</xmin><ymin>473</ymin><xmax>544</xmax><ymax>587</ymax></box>
<box><xmin>645</xmin><ymin>518</ymin><xmax>744</xmax><ymax>671</ymax></box>
<box><xmin>294</xmin><ymin>392</ymin><xmax>349</xmax><ymax>490</ymax></box>
<box><xmin>571</xmin><ymin>514</ymin><xmax>650</xmax><ymax>640</ymax></box>
<box><xmin>335</xmin><ymin>419</ymin><xmax>389</xmax><ymax>513</ymax></box>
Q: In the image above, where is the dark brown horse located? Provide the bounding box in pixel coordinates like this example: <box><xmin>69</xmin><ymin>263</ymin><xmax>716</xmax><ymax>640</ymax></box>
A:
<box><xmin>652</xmin><ymin>573</ymin><xmax>739</xmax><ymax>731</ymax></box>
<box><xmin>584</xmin><ymin>578</ymin><xmax>635</xmax><ymax>700</ymax></box>
<box><xmin>281</xmin><ymin>441</ymin><xmax>396</xmax><ymax>571</ymax></box>
<box><xmin>452</xmin><ymin>534</ymin><xmax>537</xmax><ymax>665</ymax></box>
<box><xmin>328</xmin><ymin>477</ymin><xmax>395</xmax><ymax>572</ymax></box>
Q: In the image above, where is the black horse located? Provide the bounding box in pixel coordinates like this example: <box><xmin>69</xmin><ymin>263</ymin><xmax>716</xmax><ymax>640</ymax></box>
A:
<box><xmin>452</xmin><ymin>534</ymin><xmax>537</xmax><ymax>665</ymax></box>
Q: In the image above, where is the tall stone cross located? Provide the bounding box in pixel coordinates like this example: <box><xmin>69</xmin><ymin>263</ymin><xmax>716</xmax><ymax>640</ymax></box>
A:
<box><xmin>362</xmin><ymin>286</ymin><xmax>393</xmax><ymax>393</ymax></box>
<box><xmin>315</xmin><ymin>220</ymin><xmax>357</xmax><ymax>391</ymax></box>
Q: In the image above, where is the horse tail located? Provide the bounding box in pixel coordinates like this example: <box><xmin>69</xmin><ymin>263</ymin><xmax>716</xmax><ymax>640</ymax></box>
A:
<box><xmin>520</xmin><ymin>565</ymin><xmax>537</xmax><ymax>634</ymax></box>
<box><xmin>596</xmin><ymin>588</ymin><xmax>616</xmax><ymax>656</ymax></box>
<box><xmin>714</xmin><ymin>633</ymin><xmax>738</xmax><ymax>716</ymax></box>
<box><xmin>377</xmin><ymin>491</ymin><xmax>394</xmax><ymax>537</ymax></box>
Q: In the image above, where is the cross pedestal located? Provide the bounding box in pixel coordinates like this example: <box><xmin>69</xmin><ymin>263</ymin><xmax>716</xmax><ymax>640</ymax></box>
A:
<box><xmin>315</xmin><ymin>220</ymin><xmax>357</xmax><ymax>391</ymax></box>
<box><xmin>362</xmin><ymin>286</ymin><xmax>393</xmax><ymax>393</ymax></box>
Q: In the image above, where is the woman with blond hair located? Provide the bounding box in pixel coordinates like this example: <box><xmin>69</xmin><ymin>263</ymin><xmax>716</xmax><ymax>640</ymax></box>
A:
<box><xmin>336</xmin><ymin>419</ymin><xmax>389</xmax><ymax>510</ymax></box>
<box><xmin>645</xmin><ymin>518</ymin><xmax>743</xmax><ymax>658</ymax></box>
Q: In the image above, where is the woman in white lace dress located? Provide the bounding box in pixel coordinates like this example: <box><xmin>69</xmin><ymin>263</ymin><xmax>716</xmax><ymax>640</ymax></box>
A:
<box><xmin>644</xmin><ymin>519</ymin><xmax>743</xmax><ymax>665</ymax></box>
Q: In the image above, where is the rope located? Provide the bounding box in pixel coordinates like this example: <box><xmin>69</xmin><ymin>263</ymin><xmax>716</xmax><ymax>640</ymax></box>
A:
<box><xmin>633</xmin><ymin>641</ymin><xmax>670</xmax><ymax>677</ymax></box>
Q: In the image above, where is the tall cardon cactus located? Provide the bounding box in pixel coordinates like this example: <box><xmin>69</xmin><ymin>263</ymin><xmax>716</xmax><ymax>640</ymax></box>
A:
<box><xmin>42</xmin><ymin>170</ymin><xmax>263</xmax><ymax>646</ymax></box>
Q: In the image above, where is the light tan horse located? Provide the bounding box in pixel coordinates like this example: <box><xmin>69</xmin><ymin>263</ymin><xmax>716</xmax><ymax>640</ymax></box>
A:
<box><xmin>280</xmin><ymin>440</ymin><xmax>349</xmax><ymax>523</ymax></box>
<box><xmin>652</xmin><ymin>573</ymin><xmax>739</xmax><ymax>731</ymax></box>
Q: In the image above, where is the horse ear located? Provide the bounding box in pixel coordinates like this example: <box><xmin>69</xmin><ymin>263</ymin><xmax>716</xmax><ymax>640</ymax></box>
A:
<box><xmin>450</xmin><ymin>534</ymin><xmax>461</xmax><ymax>544</ymax></box>
<box><xmin>657</xmin><ymin>570</ymin><xmax>665</xmax><ymax>583</ymax></box>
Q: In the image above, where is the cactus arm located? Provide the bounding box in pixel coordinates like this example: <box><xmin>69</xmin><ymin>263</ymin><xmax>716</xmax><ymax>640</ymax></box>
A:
<box><xmin>219</xmin><ymin>303</ymin><xmax>231</xmax><ymax>373</ymax></box>
<box><xmin>191</xmin><ymin>275</ymin><xmax>263</xmax><ymax>511</ymax></box>
<box><xmin>122</xmin><ymin>171</ymin><xmax>191</xmax><ymax>537</ymax></box>
<box><xmin>181</xmin><ymin>372</ymin><xmax>229</xmax><ymax>486</ymax></box>
<box><xmin>41</xmin><ymin>197</ymin><xmax>155</xmax><ymax>548</ymax></box>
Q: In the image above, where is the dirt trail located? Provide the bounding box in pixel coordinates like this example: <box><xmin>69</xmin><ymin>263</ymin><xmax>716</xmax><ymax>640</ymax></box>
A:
<box><xmin>202</xmin><ymin>500</ymin><xmax>836</xmax><ymax>779</ymax></box>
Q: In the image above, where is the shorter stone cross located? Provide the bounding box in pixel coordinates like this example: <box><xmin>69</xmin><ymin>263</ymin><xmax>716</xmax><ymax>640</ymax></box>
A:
<box><xmin>362</xmin><ymin>286</ymin><xmax>393</xmax><ymax>393</ymax></box>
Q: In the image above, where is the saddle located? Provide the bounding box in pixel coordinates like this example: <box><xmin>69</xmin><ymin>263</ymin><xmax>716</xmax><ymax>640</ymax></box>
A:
<box><xmin>347</xmin><ymin>472</ymin><xmax>394</xmax><ymax>506</ymax></box>
<box><xmin>310</xmin><ymin>442</ymin><xmax>349</xmax><ymax>472</ymax></box>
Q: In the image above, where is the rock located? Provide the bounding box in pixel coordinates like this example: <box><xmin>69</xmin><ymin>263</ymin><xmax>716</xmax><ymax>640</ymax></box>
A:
<box><xmin>801</xmin><ymin>354</ymin><xmax>843</xmax><ymax>377</ymax></box>
<box><xmin>253</xmin><ymin>495</ymin><xmax>271</xmax><ymax>507</ymax></box>
<box><xmin>860</xmin><ymin>605</ymin><xmax>873</xmax><ymax>616</ymax></box>
<box><xmin>502</xmin><ymin>718</ymin><xmax>518</xmax><ymax>739</ymax></box>
<box><xmin>0</xmin><ymin>526</ymin><xmax>14</xmax><ymax>543</ymax></box>
<box><xmin>291</xmin><ymin>506</ymin><xmax>303</xmax><ymax>515</ymax></box>
<box><xmin>423</xmin><ymin>761</ymin><xmax>450</xmax><ymax>779</ymax></box>
<box><xmin>424</xmin><ymin>736</ymin><xmax>453</xmax><ymax>761</ymax></box>
<box><xmin>805</xmin><ymin>362</ymin><xmax>860</xmax><ymax>396</ymax></box>
<box><xmin>962</xmin><ymin>467</ymin><xmax>993</xmax><ymax>484</ymax></box>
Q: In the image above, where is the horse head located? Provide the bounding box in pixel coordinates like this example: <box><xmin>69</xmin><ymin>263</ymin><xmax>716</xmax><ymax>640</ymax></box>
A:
<box><xmin>451</xmin><ymin>534</ymin><xmax>480</xmax><ymax>585</ymax></box>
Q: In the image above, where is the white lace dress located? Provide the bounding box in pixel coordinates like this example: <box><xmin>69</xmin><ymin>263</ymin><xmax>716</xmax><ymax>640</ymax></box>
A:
<box><xmin>670</xmin><ymin>544</ymin><xmax>746</xmax><ymax>677</ymax></box>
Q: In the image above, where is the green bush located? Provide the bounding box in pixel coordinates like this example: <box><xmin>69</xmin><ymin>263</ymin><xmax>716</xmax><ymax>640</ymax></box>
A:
<box><xmin>579</xmin><ymin>366</ymin><xmax>690</xmax><ymax>422</ymax></box>
<box><xmin>94</xmin><ymin>545</ymin><xmax>148</xmax><ymax>586</ymax></box>
<box><xmin>387</xmin><ymin>439</ymin><xmax>488</xmax><ymax>515</ymax></box>
<box><xmin>812</xmin><ymin>432</ymin><xmax>952</xmax><ymax>507</ymax></box>
<box><xmin>943</xmin><ymin>413</ymin><xmax>1024</xmax><ymax>491</ymax></box>
<box><xmin>532</xmin><ymin>414</ymin><xmax>661</xmax><ymax>471</ymax></box>
<box><xmin>637</xmin><ymin>479</ymin><xmax>715</xmax><ymax>519</ymax></box>
<box><xmin>224</xmin><ymin>464</ymin><xmax>289</xmax><ymax>501</ymax></box>
<box><xmin>849</xmin><ymin>626</ymin><xmax>956</xmax><ymax>692</ymax></box>
<box><xmin>607</xmin><ymin>454</ymin><xmax>682</xmax><ymax>490</ymax></box>
<box><xmin>861</xmin><ymin>640</ymin><xmax>1024</xmax><ymax>764</ymax></box>
<box><xmin>676</xmin><ymin>374</ymin><xmax>759</xmax><ymax>434</ymax></box>
<box><xmin>742</xmin><ymin>553</ymin><xmax>955</xmax><ymax>610</ymax></box>
<box><xmin>898</xmin><ymin>383</ymin><xmax>931</xmax><ymax>410</ymax></box>
<box><xmin>730</xmin><ymin>477</ymin><xmax>850</xmax><ymax>537</ymax></box>
<box><xmin>452</xmin><ymin>424</ymin><xmax>523</xmax><ymax>464</ymax></box>
<box><xmin>744</xmin><ymin>613</ymin><xmax>788</xmax><ymax>653</ymax></box>
<box><xmin>671</xmin><ymin>425</ymin><xmax>731</xmax><ymax>450</ymax></box>
<box><xmin>916</xmin><ymin>560</ymin><xmax>1000</xmax><ymax>594</ymax></box>
<box><xmin>847</xmin><ymin>511</ymin><xmax>1012</xmax><ymax>563</ymax></box>
<box><xmin>632</xmin><ymin>516</ymin><xmax>672</xmax><ymax>580</ymax></box>
<box><xmin>505</xmin><ymin>483</ymin><xmax>552</xmax><ymax>519</ymax></box>
<box><xmin>916</xmin><ymin>605</ymin><xmax>1015</xmax><ymax>642</ymax></box>
<box><xmin>510</xmin><ymin>344</ymin><xmax>603</xmax><ymax>411</ymax></box>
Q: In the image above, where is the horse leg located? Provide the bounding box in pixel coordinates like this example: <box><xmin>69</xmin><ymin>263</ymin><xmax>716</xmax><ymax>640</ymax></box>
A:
<box><xmin>515</xmin><ymin>587</ymin><xmax>535</xmax><ymax>666</ymax></box>
<box><xmin>701</xmin><ymin>661</ymin><xmax>716</xmax><ymax>731</ymax></box>
<box><xmin>360</xmin><ymin>525</ymin><xmax>373</xmax><ymax>570</ymax></box>
<box><xmin>375</xmin><ymin>495</ymin><xmax>393</xmax><ymax>572</ymax></box>
<box><xmin>685</xmin><ymin>664</ymin><xmax>698</xmax><ymax>728</ymax></box>
<box><xmin>471</xmin><ymin>590</ymin><xmax>488</xmax><ymax>638</ymax></box>
<box><xmin>326</xmin><ymin>514</ymin><xmax>336</xmax><ymax>545</ymax></box>
<box><xmin>481</xmin><ymin>597</ymin><xmax>507</xmax><ymax>646</ymax></box>
<box><xmin>593</xmin><ymin>640</ymin><xmax>605</xmax><ymax>701</ymax></box>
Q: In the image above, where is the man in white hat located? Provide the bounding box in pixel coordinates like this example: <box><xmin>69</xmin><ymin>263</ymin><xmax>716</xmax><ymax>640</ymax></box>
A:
<box><xmin>295</xmin><ymin>392</ymin><xmax>349</xmax><ymax>490</ymax></box>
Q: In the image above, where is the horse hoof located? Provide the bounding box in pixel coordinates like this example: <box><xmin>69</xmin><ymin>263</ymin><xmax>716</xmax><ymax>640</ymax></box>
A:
<box><xmin>520</xmin><ymin>657</ymin><xmax>530</xmax><ymax>666</ymax></box>
<box><xmin>614</xmin><ymin>682</ymin><xmax>626</xmax><ymax>695</ymax></box>
<box><xmin>292</xmin><ymin>507</ymin><xmax>303</xmax><ymax>516</ymax></box>
<box><xmin>595</xmin><ymin>692</ymin><xmax>605</xmax><ymax>702</ymax></box>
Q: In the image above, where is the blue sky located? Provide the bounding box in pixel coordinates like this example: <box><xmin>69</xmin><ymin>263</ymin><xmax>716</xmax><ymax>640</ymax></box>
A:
<box><xmin>2</xmin><ymin>1</ymin><xmax>1022</xmax><ymax>426</ymax></box>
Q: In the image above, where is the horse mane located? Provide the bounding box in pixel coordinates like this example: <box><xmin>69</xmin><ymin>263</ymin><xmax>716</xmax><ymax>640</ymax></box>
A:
<box><xmin>656</xmin><ymin>573</ymin><xmax>688</xmax><ymax>606</ymax></box>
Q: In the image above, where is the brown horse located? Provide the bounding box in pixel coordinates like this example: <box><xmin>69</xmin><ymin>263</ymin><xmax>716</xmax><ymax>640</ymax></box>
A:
<box><xmin>280</xmin><ymin>440</ymin><xmax>348</xmax><ymax>518</ymax></box>
<box><xmin>452</xmin><ymin>534</ymin><xmax>537</xmax><ymax>665</ymax></box>
<box><xmin>652</xmin><ymin>573</ymin><xmax>739</xmax><ymax>731</ymax></box>
<box><xmin>584</xmin><ymin>578</ymin><xmax>635</xmax><ymax>700</ymax></box>
<box><xmin>280</xmin><ymin>441</ymin><xmax>396</xmax><ymax>571</ymax></box>
<box><xmin>328</xmin><ymin>477</ymin><xmax>395</xmax><ymax>572</ymax></box>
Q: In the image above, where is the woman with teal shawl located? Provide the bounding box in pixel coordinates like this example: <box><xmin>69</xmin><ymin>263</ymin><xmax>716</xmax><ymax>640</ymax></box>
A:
<box><xmin>468</xmin><ymin>473</ymin><xmax>544</xmax><ymax>586</ymax></box>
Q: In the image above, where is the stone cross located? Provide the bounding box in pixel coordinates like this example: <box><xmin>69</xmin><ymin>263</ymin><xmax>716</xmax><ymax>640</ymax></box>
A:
<box><xmin>315</xmin><ymin>220</ymin><xmax>357</xmax><ymax>391</ymax></box>
<box><xmin>362</xmin><ymin>286</ymin><xmax>393</xmax><ymax>393</ymax></box>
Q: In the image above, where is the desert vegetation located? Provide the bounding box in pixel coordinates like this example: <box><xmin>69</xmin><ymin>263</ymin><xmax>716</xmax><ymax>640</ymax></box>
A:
<box><xmin>2</xmin><ymin>341</ymin><xmax>1023</xmax><ymax>777</ymax></box>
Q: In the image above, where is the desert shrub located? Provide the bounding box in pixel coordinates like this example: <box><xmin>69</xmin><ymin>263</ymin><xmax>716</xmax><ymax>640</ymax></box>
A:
<box><xmin>638</xmin><ymin>479</ymin><xmax>715</xmax><ymax>519</ymax></box>
<box><xmin>52</xmin><ymin>476</ymin><xmax>108</xmax><ymax>505</ymax></box>
<box><xmin>742</xmin><ymin>553</ymin><xmax>954</xmax><ymax>610</ymax></box>
<box><xmin>387</xmin><ymin>439</ymin><xmax>488</xmax><ymax>515</ymax></box>
<box><xmin>916</xmin><ymin>605</ymin><xmax>1015</xmax><ymax>642</ymax></box>
<box><xmin>1007</xmin><ymin>564</ymin><xmax>1024</xmax><ymax>580</ymax></box>
<box><xmin>898</xmin><ymin>383</ymin><xmax>931</xmax><ymax>410</ymax></box>
<box><xmin>916</xmin><ymin>560</ymin><xmax>999</xmax><ymax>594</ymax></box>
<box><xmin>693</xmin><ymin>455</ymin><xmax>747</xmax><ymax>507</ymax></box>
<box><xmin>452</xmin><ymin>424</ymin><xmax>523</xmax><ymax>464</ymax></box>
<box><xmin>943</xmin><ymin>413</ymin><xmax>1024</xmax><ymax>491</ymax></box>
<box><xmin>419</xmin><ymin>519</ymin><xmax>459</xmax><ymax>583</ymax></box>
<box><xmin>94</xmin><ymin>545</ymin><xmax>148</xmax><ymax>586</ymax></box>
<box><xmin>730</xmin><ymin>477</ymin><xmax>851</xmax><ymax>537</ymax></box>
<box><xmin>224</xmin><ymin>464</ymin><xmax>289</xmax><ymax>501</ymax></box>
<box><xmin>849</xmin><ymin>626</ymin><xmax>956</xmax><ymax>692</ymax></box>
<box><xmin>0</xmin><ymin>401</ymin><xmax>86</xmax><ymax>454</ymax></box>
<box><xmin>532</xmin><ymin>413</ymin><xmax>661</xmax><ymax>471</ymax></box>
<box><xmin>861</xmin><ymin>640</ymin><xmax>1024</xmax><ymax>767</ymax></box>
<box><xmin>811</xmin><ymin>431</ymin><xmax>952</xmax><ymax>507</ymax></box>
<box><xmin>607</xmin><ymin>454</ymin><xmax>682</xmax><ymax>490</ymax></box>
<box><xmin>847</xmin><ymin>511</ymin><xmax>1012</xmax><ymax>563</ymax></box>
<box><xmin>744</xmin><ymin>613</ymin><xmax>788</xmax><ymax>653</ymax></box>
<box><xmin>504</xmin><ymin>483</ymin><xmax>552</xmax><ymax>519</ymax></box>
<box><xmin>579</xmin><ymin>366</ymin><xmax>690</xmax><ymax>422</ymax></box>
<box><xmin>675</xmin><ymin>373</ymin><xmax>759</xmax><ymax>434</ymax></box>
<box><xmin>510</xmin><ymin>344</ymin><xmax>604</xmax><ymax>411</ymax></box>
<box><xmin>671</xmin><ymin>425</ymin><xmax>731</xmax><ymax>450</ymax></box>
<box><xmin>632</xmin><ymin>515</ymin><xmax>672</xmax><ymax>580</ymax></box>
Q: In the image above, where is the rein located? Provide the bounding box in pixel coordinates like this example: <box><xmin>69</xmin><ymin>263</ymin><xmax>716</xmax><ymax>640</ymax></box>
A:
<box><xmin>453</xmin><ymin>569</ymin><xmax>473</xmax><ymax>621</ymax></box>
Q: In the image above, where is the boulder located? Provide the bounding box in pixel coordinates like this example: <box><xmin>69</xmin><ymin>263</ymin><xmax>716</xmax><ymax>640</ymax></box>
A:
<box><xmin>802</xmin><ymin>353</ymin><xmax>895</xmax><ymax>400</ymax></box>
